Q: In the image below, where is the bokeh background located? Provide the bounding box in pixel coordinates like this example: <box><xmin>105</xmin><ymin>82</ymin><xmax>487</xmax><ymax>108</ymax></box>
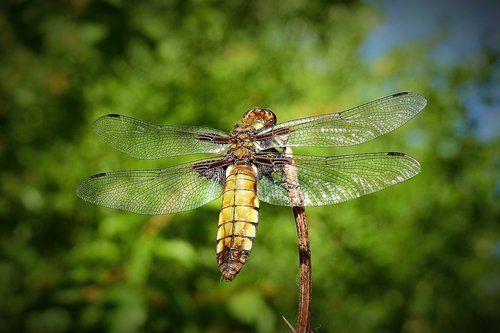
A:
<box><xmin>1</xmin><ymin>0</ymin><xmax>499</xmax><ymax>332</ymax></box>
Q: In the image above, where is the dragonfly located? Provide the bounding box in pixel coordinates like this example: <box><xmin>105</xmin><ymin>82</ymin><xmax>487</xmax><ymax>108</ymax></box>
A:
<box><xmin>77</xmin><ymin>92</ymin><xmax>427</xmax><ymax>281</ymax></box>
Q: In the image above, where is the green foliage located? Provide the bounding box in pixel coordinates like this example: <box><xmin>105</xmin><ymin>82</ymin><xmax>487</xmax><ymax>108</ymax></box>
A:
<box><xmin>0</xmin><ymin>1</ymin><xmax>498</xmax><ymax>332</ymax></box>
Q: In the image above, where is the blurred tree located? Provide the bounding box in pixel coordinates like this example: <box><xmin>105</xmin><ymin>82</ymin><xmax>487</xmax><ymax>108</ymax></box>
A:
<box><xmin>0</xmin><ymin>0</ymin><xmax>498</xmax><ymax>332</ymax></box>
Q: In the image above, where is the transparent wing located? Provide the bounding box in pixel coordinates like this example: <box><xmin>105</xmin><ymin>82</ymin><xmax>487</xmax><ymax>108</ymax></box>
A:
<box><xmin>258</xmin><ymin>92</ymin><xmax>426</xmax><ymax>148</ymax></box>
<box><xmin>93</xmin><ymin>114</ymin><xmax>230</xmax><ymax>159</ymax></box>
<box><xmin>76</xmin><ymin>158</ymin><xmax>228</xmax><ymax>214</ymax></box>
<box><xmin>257</xmin><ymin>152</ymin><xmax>421</xmax><ymax>206</ymax></box>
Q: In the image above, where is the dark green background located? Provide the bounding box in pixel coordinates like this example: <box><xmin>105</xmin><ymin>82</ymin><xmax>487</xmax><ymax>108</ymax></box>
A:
<box><xmin>1</xmin><ymin>1</ymin><xmax>498</xmax><ymax>332</ymax></box>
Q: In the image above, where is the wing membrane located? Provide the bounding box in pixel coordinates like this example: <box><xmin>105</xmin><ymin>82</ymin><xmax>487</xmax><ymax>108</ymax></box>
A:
<box><xmin>259</xmin><ymin>92</ymin><xmax>426</xmax><ymax>148</ymax></box>
<box><xmin>257</xmin><ymin>152</ymin><xmax>421</xmax><ymax>206</ymax></box>
<box><xmin>93</xmin><ymin>114</ymin><xmax>230</xmax><ymax>159</ymax></box>
<box><xmin>76</xmin><ymin>158</ymin><xmax>227</xmax><ymax>214</ymax></box>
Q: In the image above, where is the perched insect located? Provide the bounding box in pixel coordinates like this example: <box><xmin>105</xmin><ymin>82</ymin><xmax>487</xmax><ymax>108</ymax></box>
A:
<box><xmin>77</xmin><ymin>92</ymin><xmax>426</xmax><ymax>281</ymax></box>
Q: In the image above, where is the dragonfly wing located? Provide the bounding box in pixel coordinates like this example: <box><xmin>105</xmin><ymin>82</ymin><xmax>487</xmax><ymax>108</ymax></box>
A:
<box><xmin>258</xmin><ymin>92</ymin><xmax>426</xmax><ymax>148</ymax></box>
<box><xmin>93</xmin><ymin>114</ymin><xmax>230</xmax><ymax>159</ymax></box>
<box><xmin>257</xmin><ymin>153</ymin><xmax>421</xmax><ymax>206</ymax></box>
<box><xmin>76</xmin><ymin>158</ymin><xmax>228</xmax><ymax>214</ymax></box>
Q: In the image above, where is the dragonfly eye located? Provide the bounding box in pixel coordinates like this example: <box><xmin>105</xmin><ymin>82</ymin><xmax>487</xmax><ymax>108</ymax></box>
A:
<box><xmin>242</xmin><ymin>108</ymin><xmax>277</xmax><ymax>127</ymax></box>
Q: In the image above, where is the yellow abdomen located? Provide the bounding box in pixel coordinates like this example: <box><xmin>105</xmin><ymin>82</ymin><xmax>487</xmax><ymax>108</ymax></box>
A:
<box><xmin>216</xmin><ymin>164</ymin><xmax>259</xmax><ymax>281</ymax></box>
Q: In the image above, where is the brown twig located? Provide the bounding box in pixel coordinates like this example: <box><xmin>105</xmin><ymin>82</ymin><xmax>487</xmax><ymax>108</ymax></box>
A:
<box><xmin>280</xmin><ymin>146</ymin><xmax>312</xmax><ymax>333</ymax></box>
<box><xmin>292</xmin><ymin>205</ymin><xmax>312</xmax><ymax>332</ymax></box>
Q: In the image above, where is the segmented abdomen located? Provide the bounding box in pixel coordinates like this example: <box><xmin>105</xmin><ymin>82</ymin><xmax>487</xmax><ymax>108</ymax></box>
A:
<box><xmin>216</xmin><ymin>164</ymin><xmax>259</xmax><ymax>281</ymax></box>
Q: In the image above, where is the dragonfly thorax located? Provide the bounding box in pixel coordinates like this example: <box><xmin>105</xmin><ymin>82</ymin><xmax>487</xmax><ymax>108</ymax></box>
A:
<box><xmin>227</xmin><ymin>134</ymin><xmax>257</xmax><ymax>161</ymax></box>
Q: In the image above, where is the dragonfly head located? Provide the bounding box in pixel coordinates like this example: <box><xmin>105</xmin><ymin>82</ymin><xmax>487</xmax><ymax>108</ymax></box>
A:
<box><xmin>241</xmin><ymin>107</ymin><xmax>277</xmax><ymax>130</ymax></box>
